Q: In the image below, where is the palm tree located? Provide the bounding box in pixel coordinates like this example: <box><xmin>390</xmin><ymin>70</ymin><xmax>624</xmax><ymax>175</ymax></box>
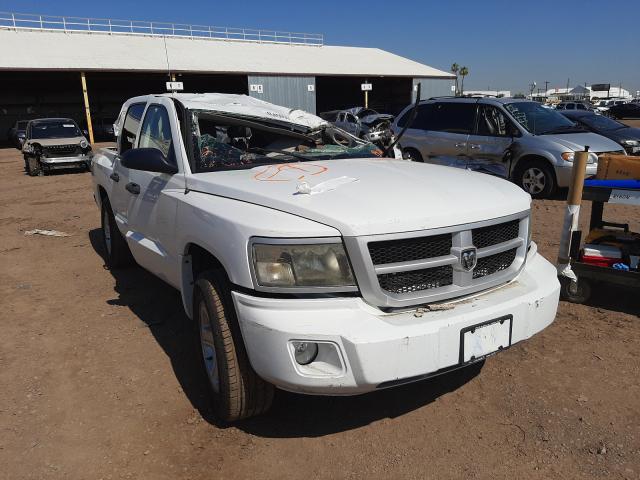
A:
<box><xmin>459</xmin><ymin>66</ymin><xmax>469</xmax><ymax>96</ymax></box>
<box><xmin>451</xmin><ymin>63</ymin><xmax>459</xmax><ymax>95</ymax></box>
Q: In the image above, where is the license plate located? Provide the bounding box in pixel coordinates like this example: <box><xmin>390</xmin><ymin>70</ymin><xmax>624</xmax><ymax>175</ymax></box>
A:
<box><xmin>459</xmin><ymin>315</ymin><xmax>512</xmax><ymax>363</ymax></box>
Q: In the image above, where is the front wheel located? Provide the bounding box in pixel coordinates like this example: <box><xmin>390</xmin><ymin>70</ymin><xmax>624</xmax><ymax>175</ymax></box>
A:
<box><xmin>194</xmin><ymin>271</ymin><xmax>274</xmax><ymax>422</ymax></box>
<box><xmin>26</xmin><ymin>156</ymin><xmax>41</xmax><ymax>177</ymax></box>
<box><xmin>100</xmin><ymin>198</ymin><xmax>133</xmax><ymax>268</ymax></box>
<box><xmin>514</xmin><ymin>159</ymin><xmax>556</xmax><ymax>199</ymax></box>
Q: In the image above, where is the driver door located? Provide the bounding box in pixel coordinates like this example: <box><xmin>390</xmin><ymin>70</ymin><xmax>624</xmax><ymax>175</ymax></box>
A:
<box><xmin>121</xmin><ymin>98</ymin><xmax>185</xmax><ymax>287</ymax></box>
<box><xmin>465</xmin><ymin>104</ymin><xmax>516</xmax><ymax>178</ymax></box>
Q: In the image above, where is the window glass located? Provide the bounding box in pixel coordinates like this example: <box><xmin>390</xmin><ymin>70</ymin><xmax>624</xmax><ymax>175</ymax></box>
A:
<box><xmin>119</xmin><ymin>103</ymin><xmax>146</xmax><ymax>153</ymax></box>
<box><xmin>505</xmin><ymin>101</ymin><xmax>575</xmax><ymax>135</ymax></box>
<box><xmin>476</xmin><ymin>105</ymin><xmax>512</xmax><ymax>137</ymax></box>
<box><xmin>429</xmin><ymin>103</ymin><xmax>476</xmax><ymax>134</ymax></box>
<box><xmin>138</xmin><ymin>104</ymin><xmax>175</xmax><ymax>162</ymax></box>
<box><xmin>577</xmin><ymin>104</ymin><xmax>586</xmax><ymax>110</ymax></box>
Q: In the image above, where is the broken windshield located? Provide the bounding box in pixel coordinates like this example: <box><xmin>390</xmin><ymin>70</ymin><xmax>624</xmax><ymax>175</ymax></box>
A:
<box><xmin>504</xmin><ymin>102</ymin><xmax>576</xmax><ymax>135</ymax></box>
<box><xmin>190</xmin><ymin>110</ymin><xmax>383</xmax><ymax>173</ymax></box>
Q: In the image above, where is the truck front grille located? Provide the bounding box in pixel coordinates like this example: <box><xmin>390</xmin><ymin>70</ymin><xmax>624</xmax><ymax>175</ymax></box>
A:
<box><xmin>345</xmin><ymin>212</ymin><xmax>529</xmax><ymax>308</ymax></box>
<box><xmin>43</xmin><ymin>144</ymin><xmax>81</xmax><ymax>157</ymax></box>
<box><xmin>368</xmin><ymin>233</ymin><xmax>452</xmax><ymax>265</ymax></box>
<box><xmin>378</xmin><ymin>265</ymin><xmax>453</xmax><ymax>294</ymax></box>
<box><xmin>472</xmin><ymin>220</ymin><xmax>519</xmax><ymax>249</ymax></box>
<box><xmin>473</xmin><ymin>248</ymin><xmax>518</xmax><ymax>279</ymax></box>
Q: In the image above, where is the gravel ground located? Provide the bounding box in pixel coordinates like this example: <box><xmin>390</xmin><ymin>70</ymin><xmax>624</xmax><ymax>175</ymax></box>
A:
<box><xmin>1</xmin><ymin>142</ymin><xmax>639</xmax><ymax>480</ymax></box>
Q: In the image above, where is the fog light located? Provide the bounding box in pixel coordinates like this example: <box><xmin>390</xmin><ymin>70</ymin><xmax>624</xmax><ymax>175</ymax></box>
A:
<box><xmin>292</xmin><ymin>341</ymin><xmax>318</xmax><ymax>365</ymax></box>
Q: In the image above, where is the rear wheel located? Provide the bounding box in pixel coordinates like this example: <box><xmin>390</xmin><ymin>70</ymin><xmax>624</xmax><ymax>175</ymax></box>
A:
<box><xmin>100</xmin><ymin>198</ymin><xmax>133</xmax><ymax>268</ymax></box>
<box><xmin>403</xmin><ymin>148</ymin><xmax>424</xmax><ymax>163</ymax></box>
<box><xmin>514</xmin><ymin>159</ymin><xmax>556</xmax><ymax>199</ymax></box>
<box><xmin>194</xmin><ymin>271</ymin><xmax>274</xmax><ymax>422</ymax></box>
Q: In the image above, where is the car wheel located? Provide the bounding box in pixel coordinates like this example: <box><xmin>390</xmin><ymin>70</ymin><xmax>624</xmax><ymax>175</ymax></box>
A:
<box><xmin>560</xmin><ymin>277</ymin><xmax>592</xmax><ymax>304</ymax></box>
<box><xmin>514</xmin><ymin>159</ymin><xmax>556</xmax><ymax>199</ymax></box>
<box><xmin>403</xmin><ymin>148</ymin><xmax>424</xmax><ymax>162</ymax></box>
<box><xmin>100</xmin><ymin>198</ymin><xmax>133</xmax><ymax>268</ymax></box>
<box><xmin>194</xmin><ymin>271</ymin><xmax>274</xmax><ymax>422</ymax></box>
<box><xmin>26</xmin><ymin>157</ymin><xmax>41</xmax><ymax>177</ymax></box>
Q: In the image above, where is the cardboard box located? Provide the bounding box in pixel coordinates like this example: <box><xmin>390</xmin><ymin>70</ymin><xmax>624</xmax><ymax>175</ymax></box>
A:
<box><xmin>596</xmin><ymin>154</ymin><xmax>640</xmax><ymax>180</ymax></box>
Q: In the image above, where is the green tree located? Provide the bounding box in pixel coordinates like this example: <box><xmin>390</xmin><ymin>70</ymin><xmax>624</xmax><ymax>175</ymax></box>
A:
<box><xmin>451</xmin><ymin>63</ymin><xmax>460</xmax><ymax>95</ymax></box>
<box><xmin>459</xmin><ymin>66</ymin><xmax>469</xmax><ymax>96</ymax></box>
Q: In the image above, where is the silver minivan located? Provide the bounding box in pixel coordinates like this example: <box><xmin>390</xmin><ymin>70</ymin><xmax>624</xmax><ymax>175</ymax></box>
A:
<box><xmin>393</xmin><ymin>98</ymin><xmax>625</xmax><ymax>198</ymax></box>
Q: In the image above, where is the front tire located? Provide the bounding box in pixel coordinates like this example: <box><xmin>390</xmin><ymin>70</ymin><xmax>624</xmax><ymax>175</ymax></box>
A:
<box><xmin>194</xmin><ymin>271</ymin><xmax>274</xmax><ymax>422</ymax></box>
<box><xmin>100</xmin><ymin>198</ymin><xmax>133</xmax><ymax>268</ymax></box>
<box><xmin>514</xmin><ymin>159</ymin><xmax>556</xmax><ymax>199</ymax></box>
<box><xmin>26</xmin><ymin>156</ymin><xmax>41</xmax><ymax>177</ymax></box>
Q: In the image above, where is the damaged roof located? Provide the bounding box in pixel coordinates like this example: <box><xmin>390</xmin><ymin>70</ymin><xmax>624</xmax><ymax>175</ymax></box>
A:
<box><xmin>0</xmin><ymin>29</ymin><xmax>455</xmax><ymax>78</ymax></box>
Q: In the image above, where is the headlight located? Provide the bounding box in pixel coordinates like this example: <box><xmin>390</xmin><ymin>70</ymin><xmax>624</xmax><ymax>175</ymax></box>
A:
<box><xmin>80</xmin><ymin>139</ymin><xmax>88</xmax><ymax>149</ymax></box>
<box><xmin>622</xmin><ymin>140</ymin><xmax>639</xmax><ymax>146</ymax></box>
<box><xmin>252</xmin><ymin>241</ymin><xmax>356</xmax><ymax>290</ymax></box>
<box><xmin>561</xmin><ymin>152</ymin><xmax>597</xmax><ymax>164</ymax></box>
<box><xmin>23</xmin><ymin>144</ymin><xmax>33</xmax><ymax>153</ymax></box>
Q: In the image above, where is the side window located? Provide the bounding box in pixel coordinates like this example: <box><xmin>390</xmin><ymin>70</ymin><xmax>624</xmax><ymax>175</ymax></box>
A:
<box><xmin>119</xmin><ymin>103</ymin><xmax>146</xmax><ymax>154</ymax></box>
<box><xmin>476</xmin><ymin>105</ymin><xmax>512</xmax><ymax>137</ymax></box>
<box><xmin>138</xmin><ymin>104</ymin><xmax>175</xmax><ymax>163</ymax></box>
<box><xmin>429</xmin><ymin>103</ymin><xmax>476</xmax><ymax>134</ymax></box>
<box><xmin>577</xmin><ymin>104</ymin><xmax>586</xmax><ymax>110</ymax></box>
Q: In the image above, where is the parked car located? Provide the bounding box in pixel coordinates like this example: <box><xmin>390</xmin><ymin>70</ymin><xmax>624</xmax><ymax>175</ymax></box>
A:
<box><xmin>22</xmin><ymin>118</ymin><xmax>92</xmax><ymax>176</ymax></box>
<box><xmin>7</xmin><ymin>120</ymin><xmax>29</xmax><ymax>148</ymax></box>
<box><xmin>608</xmin><ymin>102</ymin><xmax>640</xmax><ymax>119</ymax></box>
<box><xmin>555</xmin><ymin>101</ymin><xmax>594</xmax><ymax>112</ymax></box>
<box><xmin>393</xmin><ymin>97</ymin><xmax>625</xmax><ymax>198</ymax></box>
<box><xmin>79</xmin><ymin>116</ymin><xmax>116</xmax><ymax>141</ymax></box>
<box><xmin>91</xmin><ymin>93</ymin><xmax>560</xmax><ymax>421</ymax></box>
<box><xmin>319</xmin><ymin>107</ymin><xmax>394</xmax><ymax>148</ymax></box>
<box><xmin>559</xmin><ymin>110</ymin><xmax>640</xmax><ymax>155</ymax></box>
<box><xmin>594</xmin><ymin>99</ymin><xmax>627</xmax><ymax>115</ymax></box>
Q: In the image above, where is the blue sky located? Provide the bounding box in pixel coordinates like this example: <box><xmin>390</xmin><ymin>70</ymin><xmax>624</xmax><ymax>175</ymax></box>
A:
<box><xmin>2</xmin><ymin>0</ymin><xmax>639</xmax><ymax>95</ymax></box>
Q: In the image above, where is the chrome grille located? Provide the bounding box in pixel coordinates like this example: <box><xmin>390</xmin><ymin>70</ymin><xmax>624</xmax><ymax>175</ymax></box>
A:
<box><xmin>43</xmin><ymin>144</ymin><xmax>81</xmax><ymax>157</ymax></box>
<box><xmin>345</xmin><ymin>211</ymin><xmax>529</xmax><ymax>308</ymax></box>
<box><xmin>472</xmin><ymin>220</ymin><xmax>519</xmax><ymax>249</ymax></box>
<box><xmin>473</xmin><ymin>248</ymin><xmax>518</xmax><ymax>279</ymax></box>
<box><xmin>378</xmin><ymin>265</ymin><xmax>453</xmax><ymax>294</ymax></box>
<box><xmin>368</xmin><ymin>234</ymin><xmax>452</xmax><ymax>265</ymax></box>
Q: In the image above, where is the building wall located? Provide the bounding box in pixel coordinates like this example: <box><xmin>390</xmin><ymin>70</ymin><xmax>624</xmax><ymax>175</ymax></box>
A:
<box><xmin>247</xmin><ymin>75</ymin><xmax>316</xmax><ymax>113</ymax></box>
<box><xmin>412</xmin><ymin>78</ymin><xmax>456</xmax><ymax>101</ymax></box>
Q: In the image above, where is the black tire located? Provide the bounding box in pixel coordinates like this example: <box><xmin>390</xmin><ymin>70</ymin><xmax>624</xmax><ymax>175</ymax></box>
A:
<box><xmin>513</xmin><ymin>158</ymin><xmax>557</xmax><ymax>199</ymax></box>
<box><xmin>560</xmin><ymin>277</ymin><xmax>592</xmax><ymax>304</ymax></box>
<box><xmin>100</xmin><ymin>198</ymin><xmax>133</xmax><ymax>268</ymax></box>
<box><xmin>403</xmin><ymin>148</ymin><xmax>424</xmax><ymax>162</ymax></box>
<box><xmin>194</xmin><ymin>271</ymin><xmax>274</xmax><ymax>422</ymax></box>
<box><xmin>26</xmin><ymin>156</ymin><xmax>41</xmax><ymax>177</ymax></box>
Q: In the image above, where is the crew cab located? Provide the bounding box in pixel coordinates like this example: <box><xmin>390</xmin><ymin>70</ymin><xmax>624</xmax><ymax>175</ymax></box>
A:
<box><xmin>91</xmin><ymin>93</ymin><xmax>560</xmax><ymax>421</ymax></box>
<box><xmin>22</xmin><ymin>118</ymin><xmax>92</xmax><ymax>176</ymax></box>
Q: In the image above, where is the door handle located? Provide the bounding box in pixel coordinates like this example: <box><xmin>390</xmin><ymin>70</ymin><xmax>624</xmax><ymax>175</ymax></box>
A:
<box><xmin>455</xmin><ymin>142</ymin><xmax>467</xmax><ymax>148</ymax></box>
<box><xmin>469</xmin><ymin>144</ymin><xmax>481</xmax><ymax>150</ymax></box>
<box><xmin>110</xmin><ymin>172</ymin><xmax>120</xmax><ymax>182</ymax></box>
<box><xmin>125</xmin><ymin>182</ymin><xmax>140</xmax><ymax>195</ymax></box>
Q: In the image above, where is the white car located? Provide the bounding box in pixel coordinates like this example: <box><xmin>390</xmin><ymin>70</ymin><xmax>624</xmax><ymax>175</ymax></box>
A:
<box><xmin>91</xmin><ymin>93</ymin><xmax>560</xmax><ymax>421</ymax></box>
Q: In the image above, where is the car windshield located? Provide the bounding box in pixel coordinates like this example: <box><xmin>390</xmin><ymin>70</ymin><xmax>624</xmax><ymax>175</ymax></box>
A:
<box><xmin>579</xmin><ymin>114</ymin><xmax>626</xmax><ymax>131</ymax></box>
<box><xmin>31</xmin><ymin>120</ymin><xmax>81</xmax><ymax>139</ymax></box>
<box><xmin>504</xmin><ymin>102</ymin><xmax>578</xmax><ymax>135</ymax></box>
<box><xmin>191</xmin><ymin>111</ymin><xmax>383</xmax><ymax>173</ymax></box>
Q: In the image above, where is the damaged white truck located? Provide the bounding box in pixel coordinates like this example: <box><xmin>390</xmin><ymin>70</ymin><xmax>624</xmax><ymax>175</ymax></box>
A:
<box><xmin>91</xmin><ymin>93</ymin><xmax>560</xmax><ymax>421</ymax></box>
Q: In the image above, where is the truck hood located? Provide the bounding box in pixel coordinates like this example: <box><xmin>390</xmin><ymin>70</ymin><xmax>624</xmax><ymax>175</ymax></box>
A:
<box><xmin>187</xmin><ymin>159</ymin><xmax>531</xmax><ymax>236</ymax></box>
<box><xmin>28</xmin><ymin>136</ymin><xmax>85</xmax><ymax>146</ymax></box>
<box><xmin>540</xmin><ymin>132</ymin><xmax>623</xmax><ymax>153</ymax></box>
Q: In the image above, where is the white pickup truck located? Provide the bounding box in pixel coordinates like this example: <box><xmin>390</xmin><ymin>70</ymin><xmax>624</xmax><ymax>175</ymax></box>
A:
<box><xmin>91</xmin><ymin>93</ymin><xmax>560</xmax><ymax>421</ymax></box>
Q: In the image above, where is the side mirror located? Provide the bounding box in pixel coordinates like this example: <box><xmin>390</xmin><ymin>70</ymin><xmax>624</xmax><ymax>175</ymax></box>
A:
<box><xmin>120</xmin><ymin>148</ymin><xmax>178</xmax><ymax>174</ymax></box>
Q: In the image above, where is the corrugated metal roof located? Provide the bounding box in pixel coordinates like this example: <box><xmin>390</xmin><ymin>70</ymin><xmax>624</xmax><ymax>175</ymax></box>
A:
<box><xmin>0</xmin><ymin>29</ymin><xmax>454</xmax><ymax>78</ymax></box>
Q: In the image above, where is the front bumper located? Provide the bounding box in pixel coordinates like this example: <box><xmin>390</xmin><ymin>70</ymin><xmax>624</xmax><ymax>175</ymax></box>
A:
<box><xmin>233</xmin><ymin>247</ymin><xmax>560</xmax><ymax>395</ymax></box>
<box><xmin>40</xmin><ymin>155</ymin><xmax>91</xmax><ymax>169</ymax></box>
<box><xmin>555</xmin><ymin>162</ymin><xmax>598</xmax><ymax>187</ymax></box>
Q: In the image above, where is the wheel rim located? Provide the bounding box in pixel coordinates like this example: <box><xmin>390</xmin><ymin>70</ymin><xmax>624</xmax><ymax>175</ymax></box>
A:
<box><xmin>102</xmin><ymin>209</ymin><xmax>112</xmax><ymax>256</ymax></box>
<box><xmin>522</xmin><ymin>167</ymin><xmax>546</xmax><ymax>194</ymax></box>
<box><xmin>198</xmin><ymin>301</ymin><xmax>220</xmax><ymax>393</ymax></box>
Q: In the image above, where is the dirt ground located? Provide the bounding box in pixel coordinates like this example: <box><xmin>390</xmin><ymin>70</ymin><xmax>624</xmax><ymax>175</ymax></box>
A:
<box><xmin>1</xmin><ymin>143</ymin><xmax>639</xmax><ymax>480</ymax></box>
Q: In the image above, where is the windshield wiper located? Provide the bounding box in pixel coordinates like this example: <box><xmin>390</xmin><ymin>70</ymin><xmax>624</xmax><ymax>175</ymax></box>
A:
<box><xmin>248</xmin><ymin>147</ymin><xmax>314</xmax><ymax>161</ymax></box>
